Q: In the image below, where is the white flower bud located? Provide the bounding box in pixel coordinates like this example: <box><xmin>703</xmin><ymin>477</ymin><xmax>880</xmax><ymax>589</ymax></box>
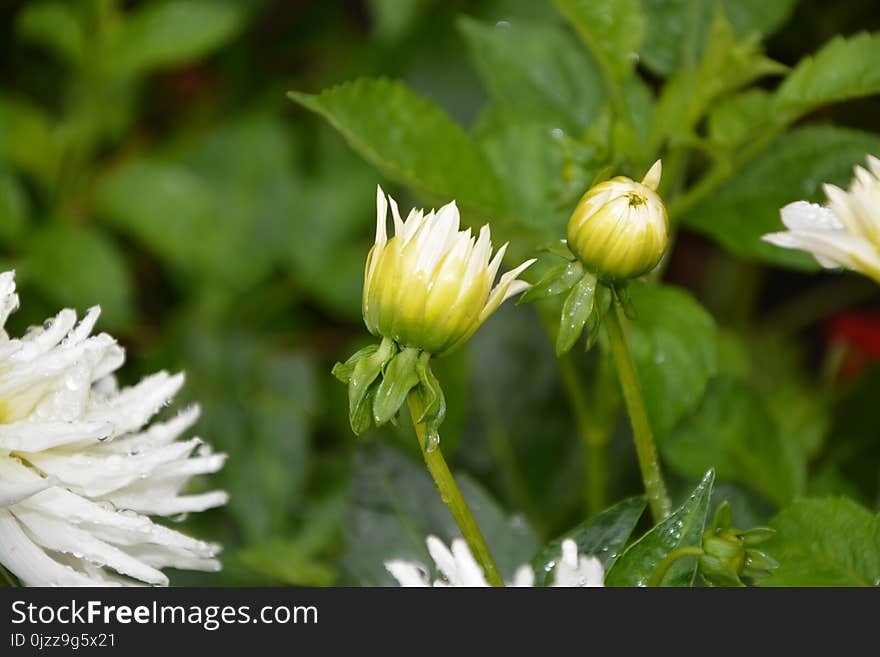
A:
<box><xmin>566</xmin><ymin>160</ymin><xmax>669</xmax><ymax>281</ymax></box>
<box><xmin>363</xmin><ymin>187</ymin><xmax>535</xmax><ymax>355</ymax></box>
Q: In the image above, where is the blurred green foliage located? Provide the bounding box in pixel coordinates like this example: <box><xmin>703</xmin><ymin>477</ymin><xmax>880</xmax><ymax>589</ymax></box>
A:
<box><xmin>1</xmin><ymin>0</ymin><xmax>879</xmax><ymax>586</ymax></box>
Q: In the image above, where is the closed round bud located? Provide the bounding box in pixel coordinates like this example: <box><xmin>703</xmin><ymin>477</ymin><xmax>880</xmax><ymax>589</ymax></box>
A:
<box><xmin>566</xmin><ymin>160</ymin><xmax>669</xmax><ymax>281</ymax></box>
<box><xmin>363</xmin><ymin>187</ymin><xmax>535</xmax><ymax>355</ymax></box>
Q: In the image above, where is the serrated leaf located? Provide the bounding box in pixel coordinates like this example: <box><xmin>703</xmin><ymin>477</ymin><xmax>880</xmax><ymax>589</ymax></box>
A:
<box><xmin>106</xmin><ymin>0</ymin><xmax>246</xmax><ymax>78</ymax></box>
<box><xmin>774</xmin><ymin>32</ymin><xmax>880</xmax><ymax>122</ymax></box>
<box><xmin>556</xmin><ymin>273</ymin><xmax>596</xmax><ymax>356</ymax></box>
<box><xmin>551</xmin><ymin>0</ymin><xmax>644</xmax><ymax>82</ymax></box>
<box><xmin>459</xmin><ymin>17</ymin><xmax>605</xmax><ymax>132</ymax></box>
<box><xmin>627</xmin><ymin>284</ymin><xmax>717</xmax><ymax>439</ymax></box>
<box><xmin>606</xmin><ymin>470</ymin><xmax>715</xmax><ymax>587</ymax></box>
<box><xmin>640</xmin><ymin>0</ymin><xmax>797</xmax><ymax>76</ymax></box>
<box><xmin>21</xmin><ymin>224</ymin><xmax>134</xmax><ymax>329</ymax></box>
<box><xmin>531</xmin><ymin>497</ymin><xmax>646</xmax><ymax>586</ymax></box>
<box><xmin>651</xmin><ymin>8</ymin><xmax>785</xmax><ymax>146</ymax></box>
<box><xmin>682</xmin><ymin>125</ymin><xmax>880</xmax><ymax>268</ymax></box>
<box><xmin>661</xmin><ymin>376</ymin><xmax>805</xmax><ymax>507</ymax></box>
<box><xmin>759</xmin><ymin>498</ymin><xmax>880</xmax><ymax>587</ymax></box>
<box><xmin>289</xmin><ymin>79</ymin><xmax>502</xmax><ymax>215</ymax></box>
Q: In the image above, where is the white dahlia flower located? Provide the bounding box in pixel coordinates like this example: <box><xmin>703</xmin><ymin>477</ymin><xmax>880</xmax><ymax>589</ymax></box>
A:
<box><xmin>385</xmin><ymin>536</ymin><xmax>604</xmax><ymax>588</ymax></box>
<box><xmin>762</xmin><ymin>155</ymin><xmax>880</xmax><ymax>282</ymax></box>
<box><xmin>0</xmin><ymin>272</ymin><xmax>227</xmax><ymax>586</ymax></box>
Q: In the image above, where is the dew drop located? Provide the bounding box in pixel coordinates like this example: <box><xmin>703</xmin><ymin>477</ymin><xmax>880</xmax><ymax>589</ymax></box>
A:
<box><xmin>424</xmin><ymin>430</ymin><xmax>440</xmax><ymax>453</ymax></box>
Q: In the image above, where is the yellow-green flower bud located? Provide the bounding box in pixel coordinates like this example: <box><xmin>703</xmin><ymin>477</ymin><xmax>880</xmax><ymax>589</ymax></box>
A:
<box><xmin>363</xmin><ymin>187</ymin><xmax>535</xmax><ymax>355</ymax></box>
<box><xmin>566</xmin><ymin>160</ymin><xmax>669</xmax><ymax>281</ymax></box>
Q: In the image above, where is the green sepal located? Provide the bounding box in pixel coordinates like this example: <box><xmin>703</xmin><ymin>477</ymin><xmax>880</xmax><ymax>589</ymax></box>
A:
<box><xmin>518</xmin><ymin>260</ymin><xmax>584</xmax><ymax>305</ymax></box>
<box><xmin>536</xmin><ymin>239</ymin><xmax>576</xmax><ymax>261</ymax></box>
<box><xmin>711</xmin><ymin>501</ymin><xmax>733</xmax><ymax>531</ymax></box>
<box><xmin>743</xmin><ymin>549</ymin><xmax>779</xmax><ymax>573</ymax></box>
<box><xmin>415</xmin><ymin>352</ymin><xmax>445</xmax><ymax>425</ymax></box>
<box><xmin>346</xmin><ymin>338</ymin><xmax>396</xmax><ymax>435</ymax></box>
<box><xmin>414</xmin><ymin>352</ymin><xmax>446</xmax><ymax>450</ymax></box>
<box><xmin>740</xmin><ymin>527</ymin><xmax>775</xmax><ymax>546</ymax></box>
<box><xmin>583</xmin><ymin>283</ymin><xmax>612</xmax><ymax>351</ymax></box>
<box><xmin>612</xmin><ymin>283</ymin><xmax>638</xmax><ymax>320</ymax></box>
<box><xmin>373</xmin><ymin>346</ymin><xmax>421</xmax><ymax>426</ymax></box>
<box><xmin>698</xmin><ymin>554</ymin><xmax>745</xmax><ymax>587</ymax></box>
<box><xmin>332</xmin><ymin>343</ymin><xmax>380</xmax><ymax>383</ymax></box>
<box><xmin>556</xmin><ymin>272</ymin><xmax>597</xmax><ymax>356</ymax></box>
<box><xmin>349</xmin><ymin>382</ymin><xmax>379</xmax><ymax>435</ymax></box>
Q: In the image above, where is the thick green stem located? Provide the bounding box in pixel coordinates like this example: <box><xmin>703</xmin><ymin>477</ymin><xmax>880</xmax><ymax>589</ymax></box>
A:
<box><xmin>605</xmin><ymin>302</ymin><xmax>671</xmax><ymax>522</ymax></box>
<box><xmin>407</xmin><ymin>392</ymin><xmax>504</xmax><ymax>587</ymax></box>
<box><xmin>648</xmin><ymin>546</ymin><xmax>705</xmax><ymax>587</ymax></box>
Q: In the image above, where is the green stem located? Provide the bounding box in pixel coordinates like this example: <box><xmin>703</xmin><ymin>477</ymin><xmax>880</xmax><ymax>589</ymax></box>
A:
<box><xmin>648</xmin><ymin>546</ymin><xmax>705</xmax><ymax>587</ymax></box>
<box><xmin>605</xmin><ymin>301</ymin><xmax>671</xmax><ymax>522</ymax></box>
<box><xmin>407</xmin><ymin>392</ymin><xmax>504</xmax><ymax>587</ymax></box>
<box><xmin>558</xmin><ymin>355</ymin><xmax>609</xmax><ymax>516</ymax></box>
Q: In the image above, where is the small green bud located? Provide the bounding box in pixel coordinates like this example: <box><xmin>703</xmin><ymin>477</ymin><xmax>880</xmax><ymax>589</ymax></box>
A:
<box><xmin>566</xmin><ymin>160</ymin><xmax>669</xmax><ymax>282</ymax></box>
<box><xmin>698</xmin><ymin>501</ymin><xmax>779</xmax><ymax>587</ymax></box>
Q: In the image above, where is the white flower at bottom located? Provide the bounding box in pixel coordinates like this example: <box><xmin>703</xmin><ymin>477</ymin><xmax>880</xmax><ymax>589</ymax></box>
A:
<box><xmin>0</xmin><ymin>272</ymin><xmax>227</xmax><ymax>586</ymax></box>
<box><xmin>385</xmin><ymin>536</ymin><xmax>604</xmax><ymax>587</ymax></box>
<box><xmin>762</xmin><ymin>155</ymin><xmax>880</xmax><ymax>282</ymax></box>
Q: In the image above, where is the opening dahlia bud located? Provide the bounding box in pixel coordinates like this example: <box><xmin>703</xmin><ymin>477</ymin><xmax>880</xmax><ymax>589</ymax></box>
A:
<box><xmin>363</xmin><ymin>186</ymin><xmax>535</xmax><ymax>356</ymax></box>
<box><xmin>334</xmin><ymin>186</ymin><xmax>535</xmax><ymax>436</ymax></box>
<box><xmin>566</xmin><ymin>160</ymin><xmax>669</xmax><ymax>281</ymax></box>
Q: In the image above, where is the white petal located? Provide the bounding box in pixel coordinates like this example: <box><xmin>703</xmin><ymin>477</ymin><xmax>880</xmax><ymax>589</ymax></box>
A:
<box><xmin>780</xmin><ymin>201</ymin><xmax>842</xmax><ymax>231</ymax></box>
<box><xmin>0</xmin><ymin>477</ymin><xmax>54</xmax><ymax>508</ymax></box>
<box><xmin>0</xmin><ymin>510</ymin><xmax>108</xmax><ymax>586</ymax></box>
<box><xmin>385</xmin><ymin>560</ymin><xmax>430</xmax><ymax>587</ymax></box>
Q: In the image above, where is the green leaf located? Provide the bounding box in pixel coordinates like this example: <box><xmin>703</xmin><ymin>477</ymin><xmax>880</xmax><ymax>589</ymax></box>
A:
<box><xmin>0</xmin><ymin>95</ymin><xmax>60</xmax><ymax>187</ymax></box>
<box><xmin>459</xmin><ymin>18</ymin><xmax>605</xmax><ymax>132</ymax></box>
<box><xmin>107</xmin><ymin>0</ymin><xmax>246</xmax><ymax>77</ymax></box>
<box><xmin>0</xmin><ymin>173</ymin><xmax>29</xmax><ymax>243</ymax></box>
<box><xmin>289</xmin><ymin>79</ymin><xmax>503</xmax><ymax>215</ymax></box>
<box><xmin>627</xmin><ymin>284</ymin><xmax>717</xmax><ymax>439</ymax></box>
<box><xmin>21</xmin><ymin>224</ymin><xmax>134</xmax><ymax>329</ymax></box>
<box><xmin>708</xmin><ymin>89</ymin><xmax>773</xmax><ymax>149</ymax></box>
<box><xmin>342</xmin><ymin>443</ymin><xmax>539</xmax><ymax>585</ymax></box>
<box><xmin>661</xmin><ymin>376</ymin><xmax>805</xmax><ymax>507</ymax></box>
<box><xmin>236</xmin><ymin>540</ymin><xmax>336</xmax><ymax>586</ymax></box>
<box><xmin>640</xmin><ymin>0</ymin><xmax>797</xmax><ymax>76</ymax></box>
<box><xmin>651</xmin><ymin>8</ymin><xmax>785</xmax><ymax>146</ymax></box>
<box><xmin>475</xmin><ymin>113</ymin><xmax>568</xmax><ymax>235</ymax></box>
<box><xmin>759</xmin><ymin>498</ymin><xmax>880</xmax><ymax>587</ymax></box>
<box><xmin>774</xmin><ymin>32</ymin><xmax>880</xmax><ymax>123</ymax></box>
<box><xmin>556</xmin><ymin>273</ymin><xmax>596</xmax><ymax>356</ymax></box>
<box><xmin>606</xmin><ymin>470</ymin><xmax>715</xmax><ymax>586</ymax></box>
<box><xmin>682</xmin><ymin>125</ymin><xmax>880</xmax><ymax>268</ymax></box>
<box><xmin>551</xmin><ymin>0</ymin><xmax>644</xmax><ymax>82</ymax></box>
<box><xmin>15</xmin><ymin>1</ymin><xmax>84</xmax><ymax>65</ymax></box>
<box><xmin>531</xmin><ymin>496</ymin><xmax>646</xmax><ymax>585</ymax></box>
<box><xmin>96</xmin><ymin>113</ymin><xmax>297</xmax><ymax>287</ymax></box>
